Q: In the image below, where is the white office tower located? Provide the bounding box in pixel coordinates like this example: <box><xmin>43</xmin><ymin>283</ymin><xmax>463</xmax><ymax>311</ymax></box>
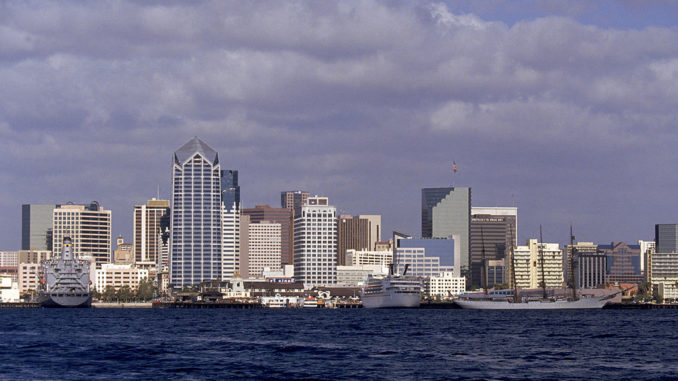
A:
<box><xmin>294</xmin><ymin>202</ymin><xmax>338</xmax><ymax>288</ymax></box>
<box><xmin>170</xmin><ymin>137</ymin><xmax>224</xmax><ymax>288</ymax></box>
<box><xmin>221</xmin><ymin>202</ymin><xmax>240</xmax><ymax>279</ymax></box>
<box><xmin>52</xmin><ymin>202</ymin><xmax>111</xmax><ymax>269</ymax></box>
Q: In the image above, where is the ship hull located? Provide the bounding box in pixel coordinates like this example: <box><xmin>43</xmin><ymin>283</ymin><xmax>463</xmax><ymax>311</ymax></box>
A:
<box><xmin>361</xmin><ymin>292</ymin><xmax>420</xmax><ymax>308</ymax></box>
<box><xmin>454</xmin><ymin>297</ymin><xmax>607</xmax><ymax>310</ymax></box>
<box><xmin>38</xmin><ymin>293</ymin><xmax>92</xmax><ymax>308</ymax></box>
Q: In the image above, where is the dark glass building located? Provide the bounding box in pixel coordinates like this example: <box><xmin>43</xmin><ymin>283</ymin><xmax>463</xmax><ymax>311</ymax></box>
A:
<box><xmin>655</xmin><ymin>224</ymin><xmax>678</xmax><ymax>253</ymax></box>
<box><xmin>221</xmin><ymin>170</ymin><xmax>240</xmax><ymax>212</ymax></box>
<box><xmin>22</xmin><ymin>204</ymin><xmax>61</xmax><ymax>251</ymax></box>
<box><xmin>469</xmin><ymin>207</ymin><xmax>517</xmax><ymax>288</ymax></box>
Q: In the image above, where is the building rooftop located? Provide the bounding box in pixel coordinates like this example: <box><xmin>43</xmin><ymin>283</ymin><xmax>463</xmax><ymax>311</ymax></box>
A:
<box><xmin>174</xmin><ymin>136</ymin><xmax>219</xmax><ymax>165</ymax></box>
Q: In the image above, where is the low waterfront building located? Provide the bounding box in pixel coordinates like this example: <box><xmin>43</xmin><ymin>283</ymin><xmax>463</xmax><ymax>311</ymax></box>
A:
<box><xmin>345</xmin><ymin>249</ymin><xmax>393</xmax><ymax>267</ymax></box>
<box><xmin>94</xmin><ymin>264</ymin><xmax>149</xmax><ymax>292</ymax></box>
<box><xmin>243</xmin><ymin>280</ymin><xmax>306</xmax><ymax>297</ymax></box>
<box><xmin>426</xmin><ymin>271</ymin><xmax>466</xmax><ymax>298</ymax></box>
<box><xmin>336</xmin><ymin>264</ymin><xmax>388</xmax><ymax>287</ymax></box>
<box><xmin>18</xmin><ymin>263</ymin><xmax>41</xmax><ymax>293</ymax></box>
<box><xmin>0</xmin><ymin>275</ymin><xmax>20</xmax><ymax>302</ymax></box>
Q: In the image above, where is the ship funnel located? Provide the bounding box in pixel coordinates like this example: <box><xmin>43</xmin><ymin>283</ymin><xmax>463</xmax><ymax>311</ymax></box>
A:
<box><xmin>62</xmin><ymin>237</ymin><xmax>74</xmax><ymax>261</ymax></box>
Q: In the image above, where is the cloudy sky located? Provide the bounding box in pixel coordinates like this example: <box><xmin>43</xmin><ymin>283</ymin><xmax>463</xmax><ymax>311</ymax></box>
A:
<box><xmin>2</xmin><ymin>0</ymin><xmax>678</xmax><ymax>249</ymax></box>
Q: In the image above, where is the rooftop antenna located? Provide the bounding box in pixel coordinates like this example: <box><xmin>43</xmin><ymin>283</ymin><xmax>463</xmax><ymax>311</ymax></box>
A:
<box><xmin>157</xmin><ymin>185</ymin><xmax>160</xmax><ymax>200</ymax></box>
<box><xmin>452</xmin><ymin>161</ymin><xmax>457</xmax><ymax>187</ymax></box>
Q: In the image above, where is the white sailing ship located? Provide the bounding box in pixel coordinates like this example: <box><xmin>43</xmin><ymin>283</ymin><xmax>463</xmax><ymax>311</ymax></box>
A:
<box><xmin>455</xmin><ymin>226</ymin><xmax>610</xmax><ymax>310</ymax></box>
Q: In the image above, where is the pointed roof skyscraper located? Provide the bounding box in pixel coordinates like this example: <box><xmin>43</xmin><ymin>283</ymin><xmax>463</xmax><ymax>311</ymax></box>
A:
<box><xmin>174</xmin><ymin>136</ymin><xmax>219</xmax><ymax>165</ymax></box>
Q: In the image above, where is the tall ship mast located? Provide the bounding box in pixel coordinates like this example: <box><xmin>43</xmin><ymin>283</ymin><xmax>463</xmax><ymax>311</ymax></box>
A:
<box><xmin>38</xmin><ymin>237</ymin><xmax>92</xmax><ymax>308</ymax></box>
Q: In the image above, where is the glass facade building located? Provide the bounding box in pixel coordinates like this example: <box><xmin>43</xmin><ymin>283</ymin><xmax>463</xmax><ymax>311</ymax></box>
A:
<box><xmin>22</xmin><ymin>204</ymin><xmax>60</xmax><ymax>251</ymax></box>
<box><xmin>170</xmin><ymin>137</ymin><xmax>224</xmax><ymax>287</ymax></box>
<box><xmin>395</xmin><ymin>237</ymin><xmax>458</xmax><ymax>277</ymax></box>
<box><xmin>655</xmin><ymin>224</ymin><xmax>678</xmax><ymax>253</ymax></box>
<box><xmin>421</xmin><ymin>187</ymin><xmax>471</xmax><ymax>274</ymax></box>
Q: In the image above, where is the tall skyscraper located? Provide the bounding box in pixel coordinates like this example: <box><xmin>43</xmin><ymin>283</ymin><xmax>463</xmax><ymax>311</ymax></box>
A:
<box><xmin>337</xmin><ymin>215</ymin><xmax>382</xmax><ymax>265</ymax></box>
<box><xmin>133</xmin><ymin>199</ymin><xmax>170</xmax><ymax>264</ymax></box>
<box><xmin>22</xmin><ymin>204</ymin><xmax>61</xmax><ymax>251</ymax></box>
<box><xmin>52</xmin><ymin>202</ymin><xmax>111</xmax><ymax>268</ymax></box>
<box><xmin>470</xmin><ymin>207</ymin><xmax>517</xmax><ymax>288</ymax></box>
<box><xmin>170</xmin><ymin>137</ymin><xmax>224</xmax><ymax>287</ymax></box>
<box><xmin>242</xmin><ymin>205</ymin><xmax>293</xmax><ymax>265</ymax></box>
<box><xmin>221</xmin><ymin>170</ymin><xmax>241</xmax><ymax>280</ymax></box>
<box><xmin>422</xmin><ymin>187</ymin><xmax>471</xmax><ymax>275</ymax></box>
<box><xmin>294</xmin><ymin>199</ymin><xmax>337</xmax><ymax>287</ymax></box>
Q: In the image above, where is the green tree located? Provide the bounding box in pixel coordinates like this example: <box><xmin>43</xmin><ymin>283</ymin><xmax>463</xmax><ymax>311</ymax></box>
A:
<box><xmin>135</xmin><ymin>278</ymin><xmax>156</xmax><ymax>301</ymax></box>
<box><xmin>117</xmin><ymin>286</ymin><xmax>134</xmax><ymax>302</ymax></box>
<box><xmin>102</xmin><ymin>286</ymin><xmax>116</xmax><ymax>302</ymax></box>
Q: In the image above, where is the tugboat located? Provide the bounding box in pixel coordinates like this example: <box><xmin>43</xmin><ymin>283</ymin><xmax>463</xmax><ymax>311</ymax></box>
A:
<box><xmin>38</xmin><ymin>237</ymin><xmax>92</xmax><ymax>308</ymax></box>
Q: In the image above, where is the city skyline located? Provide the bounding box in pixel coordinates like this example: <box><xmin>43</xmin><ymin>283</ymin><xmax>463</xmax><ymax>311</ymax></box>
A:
<box><xmin>3</xmin><ymin>1</ymin><xmax>678</xmax><ymax>249</ymax></box>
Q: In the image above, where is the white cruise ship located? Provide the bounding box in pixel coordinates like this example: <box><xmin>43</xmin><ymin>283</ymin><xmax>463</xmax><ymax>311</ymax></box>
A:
<box><xmin>361</xmin><ymin>274</ymin><xmax>422</xmax><ymax>309</ymax></box>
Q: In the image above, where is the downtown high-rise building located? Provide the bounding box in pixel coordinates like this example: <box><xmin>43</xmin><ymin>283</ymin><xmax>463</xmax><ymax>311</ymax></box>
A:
<box><xmin>294</xmin><ymin>198</ymin><xmax>338</xmax><ymax>287</ymax></box>
<box><xmin>133</xmin><ymin>199</ymin><xmax>170</xmax><ymax>265</ymax></box>
<box><xmin>241</xmin><ymin>220</ymin><xmax>282</xmax><ymax>279</ymax></box>
<box><xmin>52</xmin><ymin>202</ymin><xmax>111</xmax><ymax>268</ymax></box>
<box><xmin>337</xmin><ymin>215</ymin><xmax>382</xmax><ymax>266</ymax></box>
<box><xmin>512</xmin><ymin>239</ymin><xmax>563</xmax><ymax>289</ymax></box>
<box><xmin>170</xmin><ymin>137</ymin><xmax>225</xmax><ymax>287</ymax></box>
<box><xmin>242</xmin><ymin>205</ymin><xmax>292</xmax><ymax>265</ymax></box>
<box><xmin>469</xmin><ymin>207</ymin><xmax>517</xmax><ymax>288</ymax></box>
<box><xmin>422</xmin><ymin>187</ymin><xmax>471</xmax><ymax>276</ymax></box>
<box><xmin>22</xmin><ymin>203</ymin><xmax>61</xmax><ymax>251</ymax></box>
<box><xmin>281</xmin><ymin>191</ymin><xmax>309</xmax><ymax>214</ymax></box>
